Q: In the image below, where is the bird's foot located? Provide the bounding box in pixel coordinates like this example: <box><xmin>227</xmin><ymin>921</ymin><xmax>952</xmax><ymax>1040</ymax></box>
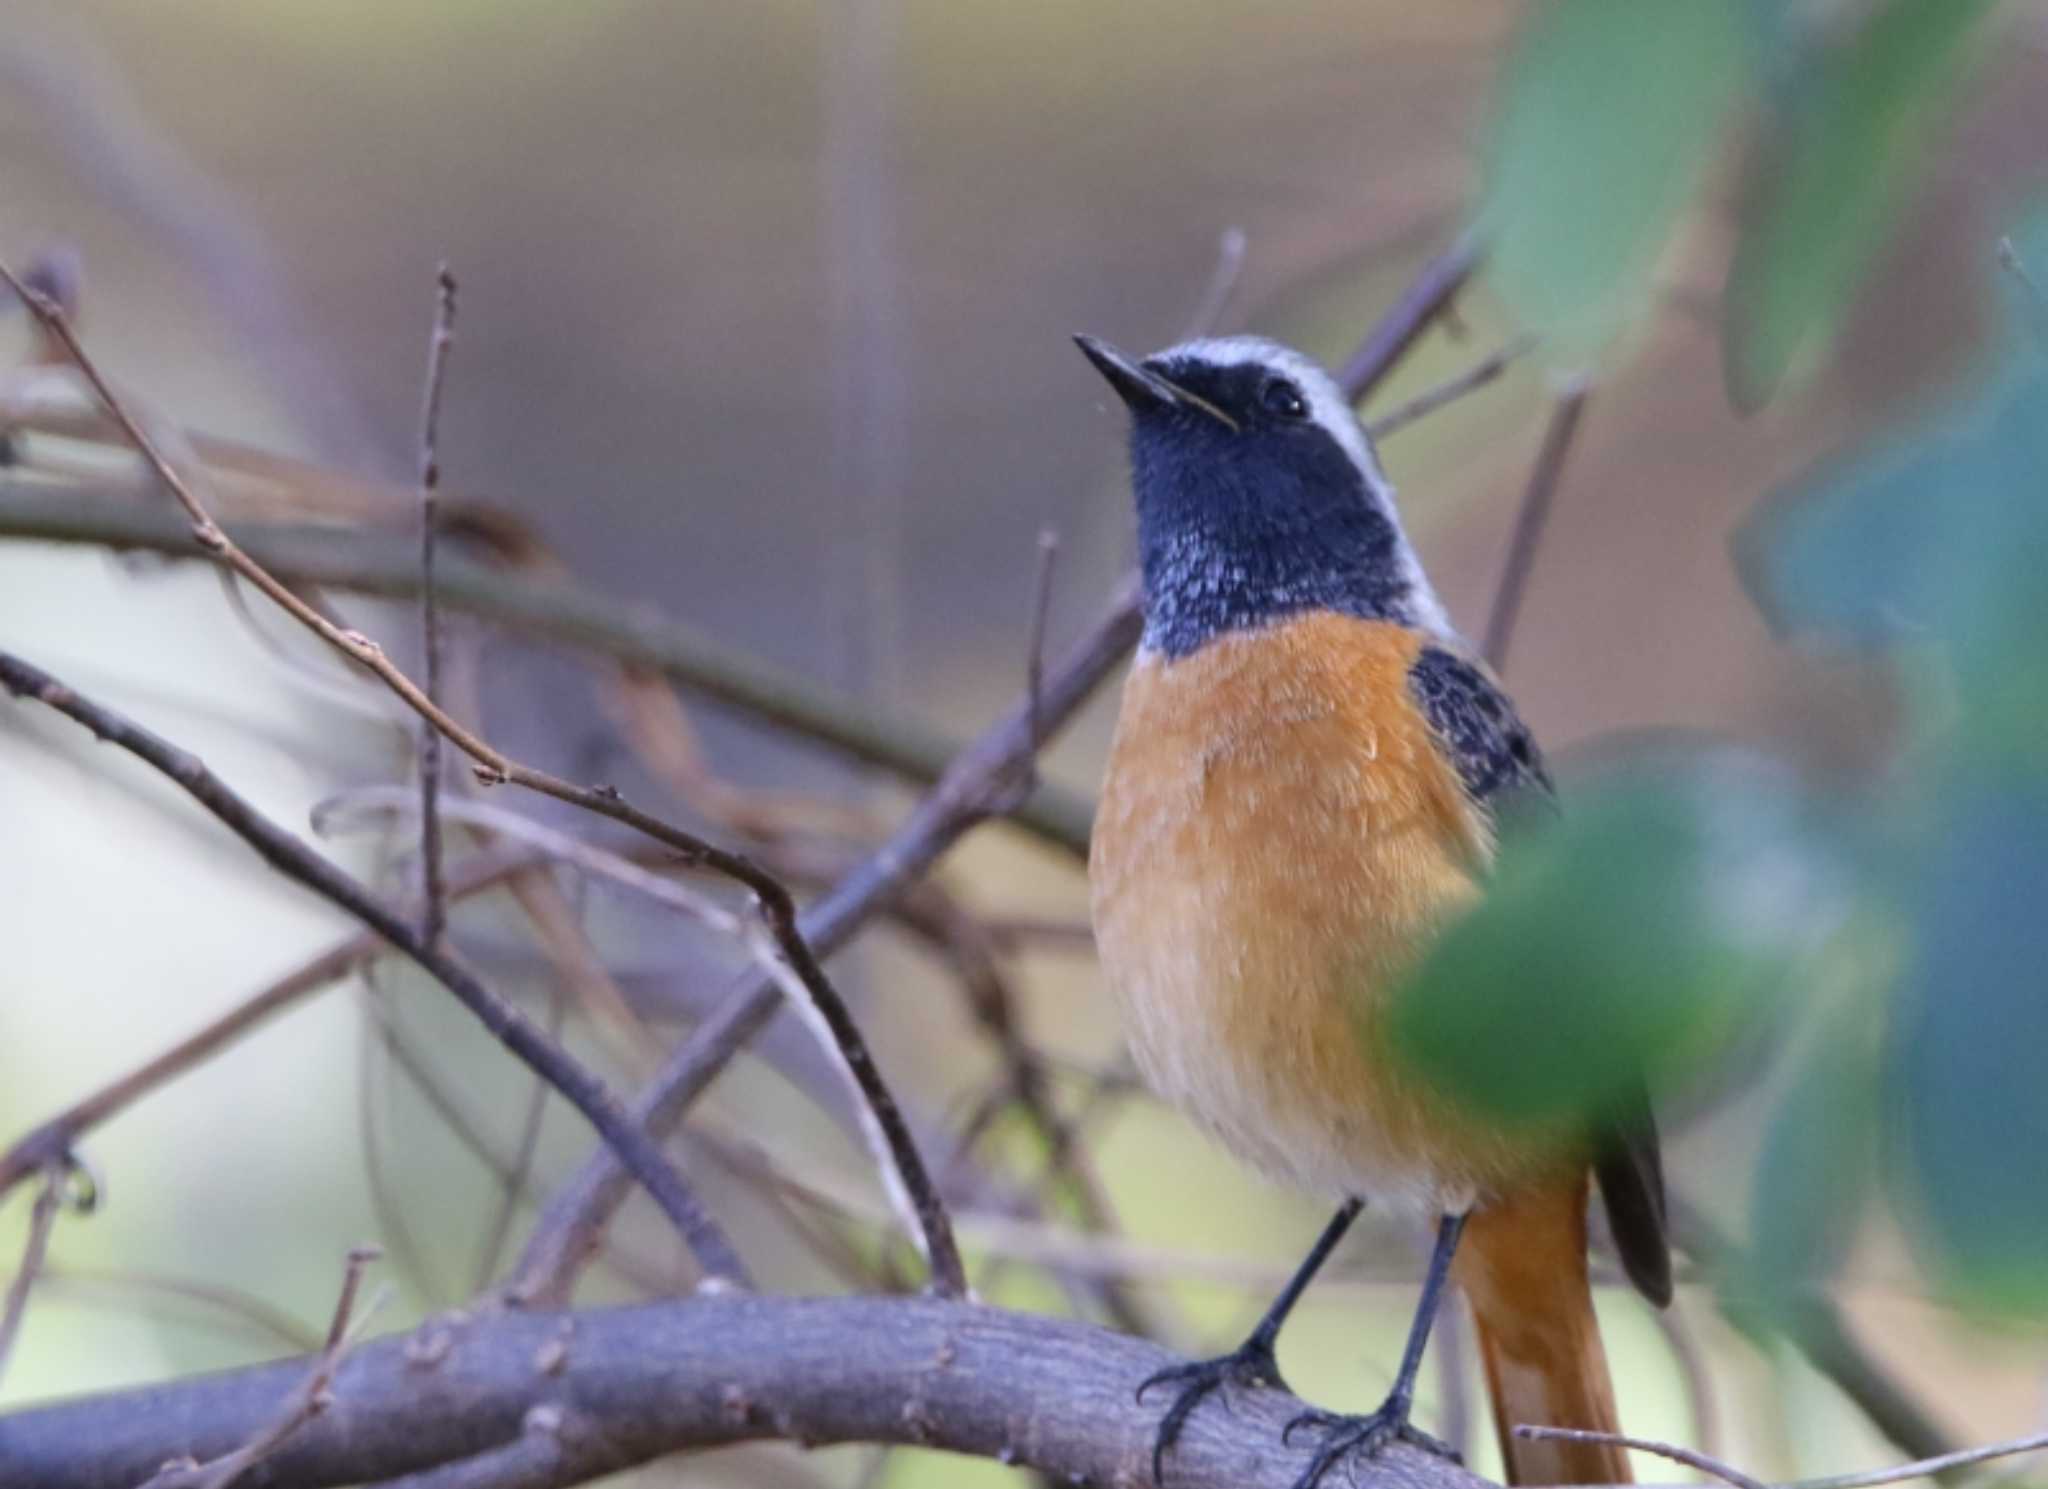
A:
<box><xmin>1282</xmin><ymin>1395</ymin><xmax>1459</xmax><ymax>1489</ymax></box>
<box><xmin>1136</xmin><ymin>1335</ymin><xmax>1289</xmax><ymax>1484</ymax></box>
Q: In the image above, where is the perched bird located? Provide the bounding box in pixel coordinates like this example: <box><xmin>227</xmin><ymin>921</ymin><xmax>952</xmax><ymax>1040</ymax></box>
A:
<box><xmin>1076</xmin><ymin>333</ymin><xmax>1670</xmax><ymax>1489</ymax></box>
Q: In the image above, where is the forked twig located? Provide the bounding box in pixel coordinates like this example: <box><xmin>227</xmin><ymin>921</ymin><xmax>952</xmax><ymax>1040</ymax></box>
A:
<box><xmin>505</xmin><ymin>234</ymin><xmax>1483</xmax><ymax>1307</ymax></box>
<box><xmin>0</xmin><ymin>650</ymin><xmax>752</xmax><ymax>1289</ymax></box>
<box><xmin>0</xmin><ymin>260</ymin><xmax>964</xmax><ymax>1300</ymax></box>
<box><xmin>140</xmin><ymin>1245</ymin><xmax>384</xmax><ymax>1489</ymax></box>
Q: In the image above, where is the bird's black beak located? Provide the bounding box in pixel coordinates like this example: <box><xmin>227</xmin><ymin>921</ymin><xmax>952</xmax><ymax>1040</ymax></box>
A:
<box><xmin>1074</xmin><ymin>334</ymin><xmax>1238</xmax><ymax>429</ymax></box>
<box><xmin>1074</xmin><ymin>335</ymin><xmax>1183</xmax><ymax>413</ymax></box>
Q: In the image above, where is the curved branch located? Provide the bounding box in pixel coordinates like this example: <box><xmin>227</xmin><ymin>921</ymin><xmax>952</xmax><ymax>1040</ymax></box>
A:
<box><xmin>0</xmin><ymin>482</ymin><xmax>1100</xmax><ymax>857</ymax></box>
<box><xmin>0</xmin><ymin>1295</ymin><xmax>1489</xmax><ymax>1489</ymax></box>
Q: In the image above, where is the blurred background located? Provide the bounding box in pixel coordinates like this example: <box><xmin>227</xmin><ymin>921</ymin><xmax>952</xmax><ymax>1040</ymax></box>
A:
<box><xmin>3</xmin><ymin>2</ymin><xmax>2047</xmax><ymax>1485</ymax></box>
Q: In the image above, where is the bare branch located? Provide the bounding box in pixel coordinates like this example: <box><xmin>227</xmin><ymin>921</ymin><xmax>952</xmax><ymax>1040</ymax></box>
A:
<box><xmin>504</xmin><ymin>576</ymin><xmax>1146</xmax><ymax>1306</ymax></box>
<box><xmin>1670</xmin><ymin>1196</ymin><xmax>1955</xmax><ymax>1465</ymax></box>
<box><xmin>0</xmin><ymin>649</ymin><xmax>750</xmax><ymax>1289</ymax></box>
<box><xmin>1515</xmin><ymin>1426</ymin><xmax>1764</xmax><ymax>1489</ymax></box>
<box><xmin>140</xmin><ymin>1245</ymin><xmax>384</xmax><ymax>1489</ymax></box>
<box><xmin>0</xmin><ymin>849</ymin><xmax>550</xmax><ymax>1205</ymax></box>
<box><xmin>0</xmin><ymin>1295</ymin><xmax>1493</xmax><ymax>1489</ymax></box>
<box><xmin>506</xmin><ymin>236</ymin><xmax>1483</xmax><ymax>1306</ymax></box>
<box><xmin>0</xmin><ymin>1164</ymin><xmax>65</xmax><ymax>1388</ymax></box>
<box><xmin>0</xmin><ymin>481</ymin><xmax>1101</xmax><ymax>857</ymax></box>
<box><xmin>0</xmin><ymin>265</ymin><xmax>960</xmax><ymax>1299</ymax></box>
<box><xmin>1025</xmin><ymin>526</ymin><xmax>1059</xmax><ymax>756</ymax></box>
<box><xmin>1336</xmin><ymin>233</ymin><xmax>1480</xmax><ymax>403</ymax></box>
<box><xmin>1481</xmin><ymin>379</ymin><xmax>1590</xmax><ymax>675</ymax></box>
<box><xmin>415</xmin><ymin>263</ymin><xmax>459</xmax><ymax>947</ymax></box>
<box><xmin>1365</xmin><ymin>335</ymin><xmax>1533</xmax><ymax>443</ymax></box>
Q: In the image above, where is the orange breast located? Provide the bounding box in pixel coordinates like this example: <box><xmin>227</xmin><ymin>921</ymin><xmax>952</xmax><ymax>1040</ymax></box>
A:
<box><xmin>1090</xmin><ymin>613</ymin><xmax>1555</xmax><ymax>1212</ymax></box>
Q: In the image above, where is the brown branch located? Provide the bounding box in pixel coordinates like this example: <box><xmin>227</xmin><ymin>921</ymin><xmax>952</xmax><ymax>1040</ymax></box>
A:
<box><xmin>1335</xmin><ymin>233</ymin><xmax>1480</xmax><ymax>403</ymax></box>
<box><xmin>1481</xmin><ymin>380</ymin><xmax>1590</xmax><ymax>674</ymax></box>
<box><xmin>0</xmin><ymin>482</ymin><xmax>1101</xmax><ymax>857</ymax></box>
<box><xmin>139</xmin><ymin>1245</ymin><xmax>384</xmax><ymax>1489</ymax></box>
<box><xmin>0</xmin><ymin>648</ymin><xmax>751</xmax><ymax>1289</ymax></box>
<box><xmin>0</xmin><ymin>1295</ymin><xmax>1493</xmax><ymax>1489</ymax></box>
<box><xmin>0</xmin><ymin>848</ymin><xmax>552</xmax><ymax>1204</ymax></box>
<box><xmin>0</xmin><ymin>261</ymin><xmax>961</xmax><ymax>1301</ymax></box>
<box><xmin>1365</xmin><ymin>334</ymin><xmax>1533</xmax><ymax>443</ymax></box>
<box><xmin>505</xmin><ymin>235</ymin><xmax>1482</xmax><ymax>1308</ymax></box>
<box><xmin>504</xmin><ymin>576</ymin><xmax>1146</xmax><ymax>1306</ymax></box>
<box><xmin>415</xmin><ymin>263</ymin><xmax>458</xmax><ymax>947</ymax></box>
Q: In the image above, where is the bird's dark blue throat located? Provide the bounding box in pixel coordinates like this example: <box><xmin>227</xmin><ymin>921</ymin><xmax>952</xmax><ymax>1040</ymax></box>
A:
<box><xmin>1126</xmin><ymin>362</ymin><xmax>1419</xmax><ymax>659</ymax></box>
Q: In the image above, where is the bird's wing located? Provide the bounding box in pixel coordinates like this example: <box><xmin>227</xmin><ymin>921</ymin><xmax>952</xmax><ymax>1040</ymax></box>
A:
<box><xmin>1405</xmin><ymin>641</ymin><xmax>1672</xmax><ymax>1308</ymax></box>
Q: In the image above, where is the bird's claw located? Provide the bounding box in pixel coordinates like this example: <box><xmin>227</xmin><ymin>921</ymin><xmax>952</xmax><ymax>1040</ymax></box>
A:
<box><xmin>1282</xmin><ymin>1399</ymin><xmax>1460</xmax><ymax>1489</ymax></box>
<box><xmin>1137</xmin><ymin>1336</ymin><xmax>1288</xmax><ymax>1484</ymax></box>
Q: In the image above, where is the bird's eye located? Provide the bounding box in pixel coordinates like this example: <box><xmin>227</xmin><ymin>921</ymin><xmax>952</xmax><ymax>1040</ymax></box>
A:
<box><xmin>1260</xmin><ymin>379</ymin><xmax>1307</xmax><ymax>419</ymax></box>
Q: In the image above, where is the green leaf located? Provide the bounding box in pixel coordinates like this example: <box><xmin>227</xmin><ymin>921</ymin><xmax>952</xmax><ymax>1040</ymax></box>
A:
<box><xmin>1476</xmin><ymin>0</ymin><xmax>1749</xmax><ymax>365</ymax></box>
<box><xmin>1890</xmin><ymin>784</ymin><xmax>2048</xmax><ymax>1313</ymax></box>
<box><xmin>1723</xmin><ymin>0</ymin><xmax>1999</xmax><ymax>411</ymax></box>
<box><xmin>1747</xmin><ymin>1007</ymin><xmax>1881</xmax><ymax>1313</ymax></box>
<box><xmin>1387</xmin><ymin>751</ymin><xmax>1830</xmax><ymax>1129</ymax></box>
<box><xmin>1734</xmin><ymin>351</ymin><xmax>2048</xmax><ymax>767</ymax></box>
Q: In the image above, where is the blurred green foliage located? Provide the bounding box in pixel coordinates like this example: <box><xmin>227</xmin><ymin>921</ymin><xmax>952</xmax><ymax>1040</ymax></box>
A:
<box><xmin>1723</xmin><ymin>0</ymin><xmax>1999</xmax><ymax>410</ymax></box>
<box><xmin>1476</xmin><ymin>0</ymin><xmax>1748</xmax><ymax>364</ymax></box>
<box><xmin>1478</xmin><ymin>0</ymin><xmax>2000</xmax><ymax>398</ymax></box>
<box><xmin>1389</xmin><ymin>763</ymin><xmax>1822</xmax><ymax>1128</ymax></box>
<box><xmin>1409</xmin><ymin>0</ymin><xmax>2046</xmax><ymax>1319</ymax></box>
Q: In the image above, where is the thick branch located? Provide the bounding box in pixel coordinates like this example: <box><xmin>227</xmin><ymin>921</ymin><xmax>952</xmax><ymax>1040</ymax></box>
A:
<box><xmin>0</xmin><ymin>1295</ymin><xmax>1489</xmax><ymax>1489</ymax></box>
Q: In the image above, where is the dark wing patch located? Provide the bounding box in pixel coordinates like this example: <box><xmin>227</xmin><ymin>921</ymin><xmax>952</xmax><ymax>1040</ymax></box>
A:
<box><xmin>1408</xmin><ymin>644</ymin><xmax>1673</xmax><ymax>1307</ymax></box>
<box><xmin>1595</xmin><ymin>1084</ymin><xmax>1674</xmax><ymax>1306</ymax></box>
<box><xmin>1406</xmin><ymin>645</ymin><xmax>1552</xmax><ymax>808</ymax></box>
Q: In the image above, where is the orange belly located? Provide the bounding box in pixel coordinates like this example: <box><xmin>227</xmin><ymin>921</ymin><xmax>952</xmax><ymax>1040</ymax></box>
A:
<box><xmin>1090</xmin><ymin>613</ymin><xmax>1557</xmax><ymax>1213</ymax></box>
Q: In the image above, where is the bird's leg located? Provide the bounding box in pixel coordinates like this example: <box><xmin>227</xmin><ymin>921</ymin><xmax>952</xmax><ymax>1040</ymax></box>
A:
<box><xmin>1138</xmin><ymin>1197</ymin><xmax>1362</xmax><ymax>1483</ymax></box>
<box><xmin>1283</xmin><ymin>1210</ymin><xmax>1468</xmax><ymax>1489</ymax></box>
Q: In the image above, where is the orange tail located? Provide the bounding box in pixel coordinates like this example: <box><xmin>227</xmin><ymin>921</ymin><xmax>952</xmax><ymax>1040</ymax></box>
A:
<box><xmin>1453</xmin><ymin>1176</ymin><xmax>1630</xmax><ymax>1485</ymax></box>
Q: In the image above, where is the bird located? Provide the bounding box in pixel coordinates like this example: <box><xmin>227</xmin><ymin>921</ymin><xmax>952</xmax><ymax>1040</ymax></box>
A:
<box><xmin>1075</xmin><ymin>331</ymin><xmax>1671</xmax><ymax>1489</ymax></box>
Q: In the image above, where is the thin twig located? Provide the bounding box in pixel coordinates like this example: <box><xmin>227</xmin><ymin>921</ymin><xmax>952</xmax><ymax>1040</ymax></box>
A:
<box><xmin>0</xmin><ymin>482</ymin><xmax>1101</xmax><ymax>856</ymax></box>
<box><xmin>0</xmin><ymin>264</ymin><xmax>963</xmax><ymax>1299</ymax></box>
<box><xmin>415</xmin><ymin>263</ymin><xmax>458</xmax><ymax>947</ymax></box>
<box><xmin>506</xmin><ymin>237</ymin><xmax>1483</xmax><ymax>1307</ymax></box>
<box><xmin>1789</xmin><ymin>1430</ymin><xmax>2048</xmax><ymax>1489</ymax></box>
<box><xmin>503</xmin><ymin>577</ymin><xmax>1147</xmax><ymax>1307</ymax></box>
<box><xmin>1181</xmin><ymin>226</ymin><xmax>1249</xmax><ymax>341</ymax></box>
<box><xmin>1518</xmin><ymin>1425</ymin><xmax>2048</xmax><ymax>1489</ymax></box>
<box><xmin>1670</xmin><ymin>1194</ymin><xmax>1955</xmax><ymax>1464</ymax></box>
<box><xmin>0</xmin><ymin>649</ymin><xmax>752</xmax><ymax>1289</ymax></box>
<box><xmin>1335</xmin><ymin>233</ymin><xmax>1480</xmax><ymax>403</ymax></box>
<box><xmin>141</xmin><ymin>1246</ymin><xmax>385</xmax><ymax>1489</ymax></box>
<box><xmin>0</xmin><ymin>1165</ymin><xmax>65</xmax><ymax>1387</ymax></box>
<box><xmin>1480</xmin><ymin>379</ymin><xmax>1590</xmax><ymax>674</ymax></box>
<box><xmin>1512</xmin><ymin>1426</ymin><xmax>1765</xmax><ymax>1489</ymax></box>
<box><xmin>321</xmin><ymin>787</ymin><xmax>957</xmax><ymax>1281</ymax></box>
<box><xmin>1365</xmin><ymin>334</ymin><xmax>1534</xmax><ymax>442</ymax></box>
<box><xmin>1027</xmin><ymin>529</ymin><xmax>1059</xmax><ymax>748</ymax></box>
<box><xmin>0</xmin><ymin>849</ymin><xmax>545</xmax><ymax>1203</ymax></box>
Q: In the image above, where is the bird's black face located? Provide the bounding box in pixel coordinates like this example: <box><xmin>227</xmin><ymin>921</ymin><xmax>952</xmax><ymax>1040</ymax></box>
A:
<box><xmin>1076</xmin><ymin>335</ymin><xmax>1423</xmax><ymax>659</ymax></box>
